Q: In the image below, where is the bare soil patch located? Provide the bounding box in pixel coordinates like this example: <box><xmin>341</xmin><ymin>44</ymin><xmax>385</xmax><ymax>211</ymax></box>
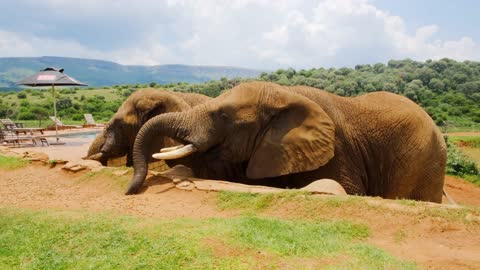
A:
<box><xmin>444</xmin><ymin>175</ymin><xmax>480</xmax><ymax>205</ymax></box>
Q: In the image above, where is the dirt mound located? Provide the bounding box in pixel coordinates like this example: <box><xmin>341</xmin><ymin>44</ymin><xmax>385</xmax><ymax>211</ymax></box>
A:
<box><xmin>0</xmin><ymin>165</ymin><xmax>228</xmax><ymax>218</ymax></box>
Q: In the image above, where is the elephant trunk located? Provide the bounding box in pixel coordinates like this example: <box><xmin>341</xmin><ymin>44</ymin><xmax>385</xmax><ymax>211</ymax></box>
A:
<box><xmin>126</xmin><ymin>112</ymin><xmax>190</xmax><ymax>195</ymax></box>
<box><xmin>86</xmin><ymin>130</ymin><xmax>110</xmax><ymax>165</ymax></box>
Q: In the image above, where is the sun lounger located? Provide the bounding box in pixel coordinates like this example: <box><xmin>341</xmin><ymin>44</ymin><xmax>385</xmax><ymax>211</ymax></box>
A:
<box><xmin>1</xmin><ymin>129</ymin><xmax>48</xmax><ymax>147</ymax></box>
<box><xmin>0</xmin><ymin>118</ymin><xmax>45</xmax><ymax>135</ymax></box>
<box><xmin>47</xmin><ymin>116</ymin><xmax>82</xmax><ymax>130</ymax></box>
<box><xmin>83</xmin><ymin>114</ymin><xmax>104</xmax><ymax>128</ymax></box>
<box><xmin>0</xmin><ymin>118</ymin><xmax>21</xmax><ymax>130</ymax></box>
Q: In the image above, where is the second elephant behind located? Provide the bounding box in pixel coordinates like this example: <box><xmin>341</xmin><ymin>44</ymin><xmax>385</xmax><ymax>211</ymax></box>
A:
<box><xmin>86</xmin><ymin>89</ymin><xmax>211</xmax><ymax>166</ymax></box>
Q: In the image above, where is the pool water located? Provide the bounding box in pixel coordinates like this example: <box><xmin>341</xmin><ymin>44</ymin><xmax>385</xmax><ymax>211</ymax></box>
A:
<box><xmin>58</xmin><ymin>131</ymin><xmax>100</xmax><ymax>139</ymax></box>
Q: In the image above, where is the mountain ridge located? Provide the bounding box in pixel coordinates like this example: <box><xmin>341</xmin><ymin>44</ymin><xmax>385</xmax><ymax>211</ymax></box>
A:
<box><xmin>0</xmin><ymin>56</ymin><xmax>264</xmax><ymax>90</ymax></box>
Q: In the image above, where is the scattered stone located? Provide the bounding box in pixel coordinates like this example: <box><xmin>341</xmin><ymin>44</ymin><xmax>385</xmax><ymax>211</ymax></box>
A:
<box><xmin>300</xmin><ymin>179</ymin><xmax>347</xmax><ymax>195</ymax></box>
<box><xmin>62</xmin><ymin>160</ymin><xmax>103</xmax><ymax>173</ymax></box>
<box><xmin>62</xmin><ymin>163</ymin><xmax>86</xmax><ymax>172</ymax></box>
<box><xmin>22</xmin><ymin>151</ymin><xmax>49</xmax><ymax>163</ymax></box>
<box><xmin>172</xmin><ymin>177</ymin><xmax>184</xmax><ymax>184</ymax></box>
<box><xmin>48</xmin><ymin>159</ymin><xmax>68</xmax><ymax>168</ymax></box>
<box><xmin>175</xmin><ymin>180</ymin><xmax>195</xmax><ymax>191</ymax></box>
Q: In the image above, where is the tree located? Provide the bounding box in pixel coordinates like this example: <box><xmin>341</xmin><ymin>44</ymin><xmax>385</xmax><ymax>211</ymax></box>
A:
<box><xmin>29</xmin><ymin>106</ymin><xmax>49</xmax><ymax>126</ymax></box>
<box><xmin>457</xmin><ymin>81</ymin><xmax>480</xmax><ymax>97</ymax></box>
<box><xmin>428</xmin><ymin>78</ymin><xmax>445</xmax><ymax>92</ymax></box>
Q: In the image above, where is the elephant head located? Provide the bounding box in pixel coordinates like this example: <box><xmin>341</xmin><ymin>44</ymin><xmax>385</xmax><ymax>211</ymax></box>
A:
<box><xmin>86</xmin><ymin>89</ymin><xmax>210</xmax><ymax>166</ymax></box>
<box><xmin>126</xmin><ymin>82</ymin><xmax>336</xmax><ymax>194</ymax></box>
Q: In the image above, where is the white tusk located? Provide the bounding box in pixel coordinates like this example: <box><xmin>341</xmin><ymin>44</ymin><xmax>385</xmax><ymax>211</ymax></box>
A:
<box><xmin>152</xmin><ymin>144</ymin><xmax>197</xmax><ymax>160</ymax></box>
<box><xmin>88</xmin><ymin>152</ymin><xmax>104</xmax><ymax>160</ymax></box>
<box><xmin>159</xmin><ymin>145</ymin><xmax>185</xmax><ymax>153</ymax></box>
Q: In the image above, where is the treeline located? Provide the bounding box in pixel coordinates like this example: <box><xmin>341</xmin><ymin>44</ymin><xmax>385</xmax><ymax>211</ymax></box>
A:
<box><xmin>0</xmin><ymin>58</ymin><xmax>479</xmax><ymax>128</ymax></box>
<box><xmin>164</xmin><ymin>58</ymin><xmax>480</xmax><ymax>126</ymax></box>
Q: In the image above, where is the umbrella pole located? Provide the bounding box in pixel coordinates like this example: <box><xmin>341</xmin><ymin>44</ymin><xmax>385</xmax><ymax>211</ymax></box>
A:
<box><xmin>53</xmin><ymin>84</ymin><xmax>59</xmax><ymax>142</ymax></box>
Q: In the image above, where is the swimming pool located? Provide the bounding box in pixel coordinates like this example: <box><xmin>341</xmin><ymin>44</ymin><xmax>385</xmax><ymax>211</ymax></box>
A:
<box><xmin>58</xmin><ymin>131</ymin><xmax>100</xmax><ymax>139</ymax></box>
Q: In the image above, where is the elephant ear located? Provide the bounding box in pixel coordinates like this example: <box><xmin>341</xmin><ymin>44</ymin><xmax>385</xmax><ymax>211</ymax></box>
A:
<box><xmin>246</xmin><ymin>94</ymin><xmax>335</xmax><ymax>179</ymax></box>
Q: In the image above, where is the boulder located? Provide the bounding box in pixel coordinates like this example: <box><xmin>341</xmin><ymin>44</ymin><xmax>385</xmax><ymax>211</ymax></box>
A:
<box><xmin>300</xmin><ymin>179</ymin><xmax>347</xmax><ymax>195</ymax></box>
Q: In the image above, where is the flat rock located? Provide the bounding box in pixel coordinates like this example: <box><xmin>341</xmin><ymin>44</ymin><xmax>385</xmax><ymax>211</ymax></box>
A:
<box><xmin>62</xmin><ymin>160</ymin><xmax>103</xmax><ymax>173</ymax></box>
<box><xmin>175</xmin><ymin>180</ymin><xmax>195</xmax><ymax>191</ymax></box>
<box><xmin>192</xmin><ymin>179</ymin><xmax>283</xmax><ymax>193</ymax></box>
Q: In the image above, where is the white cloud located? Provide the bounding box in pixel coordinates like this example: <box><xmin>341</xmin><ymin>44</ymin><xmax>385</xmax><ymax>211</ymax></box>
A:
<box><xmin>1</xmin><ymin>0</ymin><xmax>479</xmax><ymax>68</ymax></box>
<box><xmin>0</xmin><ymin>30</ymin><xmax>175</xmax><ymax>65</ymax></box>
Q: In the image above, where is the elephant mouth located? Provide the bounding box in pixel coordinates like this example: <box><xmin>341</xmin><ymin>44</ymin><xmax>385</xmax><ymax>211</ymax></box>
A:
<box><xmin>152</xmin><ymin>144</ymin><xmax>198</xmax><ymax>160</ymax></box>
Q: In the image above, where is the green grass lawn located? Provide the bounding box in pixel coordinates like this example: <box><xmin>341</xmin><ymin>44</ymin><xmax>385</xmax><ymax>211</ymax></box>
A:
<box><xmin>0</xmin><ymin>207</ymin><xmax>416</xmax><ymax>270</ymax></box>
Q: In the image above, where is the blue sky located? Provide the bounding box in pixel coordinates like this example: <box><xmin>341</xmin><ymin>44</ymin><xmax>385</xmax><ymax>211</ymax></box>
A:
<box><xmin>0</xmin><ymin>0</ymin><xmax>479</xmax><ymax>69</ymax></box>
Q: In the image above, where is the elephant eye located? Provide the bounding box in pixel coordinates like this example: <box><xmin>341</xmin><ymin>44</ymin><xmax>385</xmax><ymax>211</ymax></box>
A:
<box><xmin>220</xmin><ymin>112</ymin><xmax>230</xmax><ymax>121</ymax></box>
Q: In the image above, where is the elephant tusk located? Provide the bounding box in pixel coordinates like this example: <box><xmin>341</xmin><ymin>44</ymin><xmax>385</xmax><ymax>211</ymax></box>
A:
<box><xmin>159</xmin><ymin>144</ymin><xmax>185</xmax><ymax>153</ymax></box>
<box><xmin>152</xmin><ymin>144</ymin><xmax>197</xmax><ymax>160</ymax></box>
<box><xmin>88</xmin><ymin>152</ymin><xmax>104</xmax><ymax>160</ymax></box>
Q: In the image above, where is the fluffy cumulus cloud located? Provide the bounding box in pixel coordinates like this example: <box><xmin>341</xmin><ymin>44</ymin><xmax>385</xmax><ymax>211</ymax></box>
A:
<box><xmin>0</xmin><ymin>0</ymin><xmax>478</xmax><ymax>69</ymax></box>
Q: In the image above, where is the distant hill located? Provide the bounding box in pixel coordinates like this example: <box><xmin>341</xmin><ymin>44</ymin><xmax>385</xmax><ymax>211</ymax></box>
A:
<box><xmin>0</xmin><ymin>56</ymin><xmax>264</xmax><ymax>90</ymax></box>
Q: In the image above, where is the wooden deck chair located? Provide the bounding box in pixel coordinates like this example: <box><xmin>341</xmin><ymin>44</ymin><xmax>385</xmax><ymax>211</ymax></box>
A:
<box><xmin>0</xmin><ymin>118</ymin><xmax>18</xmax><ymax>130</ymax></box>
<box><xmin>1</xmin><ymin>118</ymin><xmax>44</xmax><ymax>135</ymax></box>
<box><xmin>48</xmin><ymin>116</ymin><xmax>82</xmax><ymax>130</ymax></box>
<box><xmin>83</xmin><ymin>114</ymin><xmax>104</xmax><ymax>127</ymax></box>
<box><xmin>1</xmin><ymin>129</ymin><xmax>48</xmax><ymax>147</ymax></box>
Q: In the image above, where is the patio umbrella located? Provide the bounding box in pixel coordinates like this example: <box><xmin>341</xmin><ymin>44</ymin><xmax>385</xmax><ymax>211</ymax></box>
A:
<box><xmin>16</xmin><ymin>67</ymin><xmax>87</xmax><ymax>145</ymax></box>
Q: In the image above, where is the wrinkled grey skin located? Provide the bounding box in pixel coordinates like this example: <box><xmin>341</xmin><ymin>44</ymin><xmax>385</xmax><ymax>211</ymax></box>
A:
<box><xmin>86</xmin><ymin>89</ymin><xmax>211</xmax><ymax>166</ymax></box>
<box><xmin>126</xmin><ymin>82</ymin><xmax>446</xmax><ymax>203</ymax></box>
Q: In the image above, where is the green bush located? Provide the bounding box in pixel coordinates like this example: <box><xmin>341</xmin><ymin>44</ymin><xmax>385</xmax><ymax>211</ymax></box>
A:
<box><xmin>446</xmin><ymin>141</ymin><xmax>479</xmax><ymax>176</ymax></box>
<box><xmin>17</xmin><ymin>92</ymin><xmax>27</xmax><ymax>99</ymax></box>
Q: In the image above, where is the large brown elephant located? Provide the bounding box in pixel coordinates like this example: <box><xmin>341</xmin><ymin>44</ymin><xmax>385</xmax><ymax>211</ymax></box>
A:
<box><xmin>126</xmin><ymin>82</ymin><xmax>447</xmax><ymax>203</ymax></box>
<box><xmin>86</xmin><ymin>89</ymin><xmax>211</xmax><ymax>166</ymax></box>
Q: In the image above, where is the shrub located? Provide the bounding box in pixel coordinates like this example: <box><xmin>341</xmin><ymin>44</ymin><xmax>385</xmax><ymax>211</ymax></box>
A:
<box><xmin>446</xmin><ymin>141</ymin><xmax>479</xmax><ymax>176</ymax></box>
<box><xmin>17</xmin><ymin>92</ymin><xmax>27</xmax><ymax>99</ymax></box>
